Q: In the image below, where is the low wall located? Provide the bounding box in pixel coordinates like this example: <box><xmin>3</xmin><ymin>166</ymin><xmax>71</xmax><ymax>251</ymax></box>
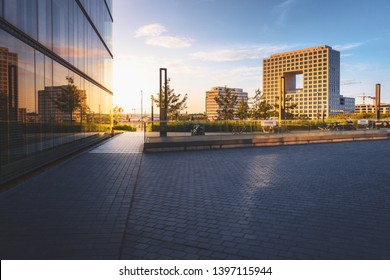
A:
<box><xmin>143</xmin><ymin>130</ymin><xmax>390</xmax><ymax>153</ymax></box>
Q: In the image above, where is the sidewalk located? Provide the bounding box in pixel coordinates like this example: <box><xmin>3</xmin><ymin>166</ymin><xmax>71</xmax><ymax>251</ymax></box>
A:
<box><xmin>0</xmin><ymin>132</ymin><xmax>390</xmax><ymax>259</ymax></box>
<box><xmin>0</xmin><ymin>133</ymin><xmax>143</xmax><ymax>259</ymax></box>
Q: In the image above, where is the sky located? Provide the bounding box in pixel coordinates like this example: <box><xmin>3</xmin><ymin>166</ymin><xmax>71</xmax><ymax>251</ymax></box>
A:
<box><xmin>113</xmin><ymin>0</ymin><xmax>390</xmax><ymax>114</ymax></box>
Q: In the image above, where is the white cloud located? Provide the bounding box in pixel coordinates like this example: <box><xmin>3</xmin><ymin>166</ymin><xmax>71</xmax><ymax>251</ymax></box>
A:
<box><xmin>193</xmin><ymin>49</ymin><xmax>255</xmax><ymax>61</ymax></box>
<box><xmin>333</xmin><ymin>42</ymin><xmax>365</xmax><ymax>51</ymax></box>
<box><xmin>226</xmin><ymin>66</ymin><xmax>262</xmax><ymax>79</ymax></box>
<box><xmin>135</xmin><ymin>23</ymin><xmax>194</xmax><ymax>48</ymax></box>
<box><xmin>274</xmin><ymin>0</ymin><xmax>295</xmax><ymax>26</ymax></box>
<box><xmin>334</xmin><ymin>38</ymin><xmax>380</xmax><ymax>51</ymax></box>
<box><xmin>146</xmin><ymin>36</ymin><xmax>193</xmax><ymax>48</ymax></box>
<box><xmin>340</xmin><ymin>79</ymin><xmax>361</xmax><ymax>86</ymax></box>
<box><xmin>164</xmin><ymin>59</ymin><xmax>204</xmax><ymax>74</ymax></box>
<box><xmin>192</xmin><ymin>44</ymin><xmax>297</xmax><ymax>62</ymax></box>
<box><xmin>341</xmin><ymin>62</ymin><xmax>371</xmax><ymax>72</ymax></box>
<box><xmin>134</xmin><ymin>23</ymin><xmax>167</xmax><ymax>38</ymax></box>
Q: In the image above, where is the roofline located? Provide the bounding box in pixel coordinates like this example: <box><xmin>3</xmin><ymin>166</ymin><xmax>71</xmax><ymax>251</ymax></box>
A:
<box><xmin>267</xmin><ymin>45</ymin><xmax>337</xmax><ymax>59</ymax></box>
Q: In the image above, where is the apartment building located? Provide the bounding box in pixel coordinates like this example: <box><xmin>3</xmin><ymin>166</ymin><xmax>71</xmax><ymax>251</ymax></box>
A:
<box><xmin>205</xmin><ymin>87</ymin><xmax>248</xmax><ymax>120</ymax></box>
<box><xmin>262</xmin><ymin>45</ymin><xmax>355</xmax><ymax>119</ymax></box>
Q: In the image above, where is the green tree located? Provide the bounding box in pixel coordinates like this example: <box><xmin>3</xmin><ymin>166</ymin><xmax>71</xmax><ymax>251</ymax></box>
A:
<box><xmin>274</xmin><ymin>95</ymin><xmax>298</xmax><ymax>120</ymax></box>
<box><xmin>53</xmin><ymin>77</ymin><xmax>88</xmax><ymax>123</ymax></box>
<box><xmin>154</xmin><ymin>79</ymin><xmax>188</xmax><ymax>121</ymax></box>
<box><xmin>284</xmin><ymin>96</ymin><xmax>298</xmax><ymax>119</ymax></box>
<box><xmin>215</xmin><ymin>86</ymin><xmax>238</xmax><ymax>121</ymax></box>
<box><xmin>250</xmin><ymin>89</ymin><xmax>274</xmax><ymax>119</ymax></box>
<box><xmin>113</xmin><ymin>105</ymin><xmax>124</xmax><ymax>125</ymax></box>
<box><xmin>235</xmin><ymin>97</ymin><xmax>250</xmax><ymax>120</ymax></box>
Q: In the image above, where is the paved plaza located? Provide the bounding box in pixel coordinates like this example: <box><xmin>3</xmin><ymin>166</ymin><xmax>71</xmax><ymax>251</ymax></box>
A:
<box><xmin>0</xmin><ymin>132</ymin><xmax>389</xmax><ymax>259</ymax></box>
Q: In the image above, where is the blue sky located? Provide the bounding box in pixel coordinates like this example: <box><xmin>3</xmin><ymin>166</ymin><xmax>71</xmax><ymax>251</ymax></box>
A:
<box><xmin>113</xmin><ymin>0</ymin><xmax>390</xmax><ymax>114</ymax></box>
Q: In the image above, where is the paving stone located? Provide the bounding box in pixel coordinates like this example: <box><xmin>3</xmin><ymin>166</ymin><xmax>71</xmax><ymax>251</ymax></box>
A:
<box><xmin>1</xmin><ymin>134</ymin><xmax>390</xmax><ymax>259</ymax></box>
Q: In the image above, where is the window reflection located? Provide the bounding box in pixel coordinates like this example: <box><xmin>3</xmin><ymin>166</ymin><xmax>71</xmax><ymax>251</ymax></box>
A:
<box><xmin>0</xmin><ymin>0</ymin><xmax>113</xmax><ymax>182</ymax></box>
<box><xmin>39</xmin><ymin>74</ymin><xmax>89</xmax><ymax>124</ymax></box>
<box><xmin>52</xmin><ymin>0</ymin><xmax>69</xmax><ymax>60</ymax></box>
<box><xmin>3</xmin><ymin>0</ymin><xmax>38</xmax><ymax>39</ymax></box>
<box><xmin>0</xmin><ymin>46</ymin><xmax>18</xmax><ymax>123</ymax></box>
<box><xmin>0</xmin><ymin>34</ymin><xmax>112</xmax><ymax>167</ymax></box>
<box><xmin>37</xmin><ymin>0</ymin><xmax>52</xmax><ymax>50</ymax></box>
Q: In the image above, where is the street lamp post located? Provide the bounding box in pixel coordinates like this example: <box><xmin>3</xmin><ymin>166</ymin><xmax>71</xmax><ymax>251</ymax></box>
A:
<box><xmin>140</xmin><ymin>90</ymin><xmax>143</xmax><ymax>130</ymax></box>
<box><xmin>279</xmin><ymin>77</ymin><xmax>285</xmax><ymax>127</ymax></box>
<box><xmin>160</xmin><ymin>68</ymin><xmax>168</xmax><ymax>137</ymax></box>
<box><xmin>151</xmin><ymin>95</ymin><xmax>154</xmax><ymax>131</ymax></box>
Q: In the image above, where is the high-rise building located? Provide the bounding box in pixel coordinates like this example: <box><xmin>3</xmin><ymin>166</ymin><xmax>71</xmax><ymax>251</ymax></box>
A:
<box><xmin>0</xmin><ymin>47</ymin><xmax>18</xmax><ymax>122</ymax></box>
<box><xmin>0</xmin><ymin>0</ymin><xmax>113</xmax><ymax>184</ymax></box>
<box><xmin>206</xmin><ymin>87</ymin><xmax>248</xmax><ymax>120</ymax></box>
<box><xmin>262</xmin><ymin>45</ymin><xmax>354</xmax><ymax>119</ymax></box>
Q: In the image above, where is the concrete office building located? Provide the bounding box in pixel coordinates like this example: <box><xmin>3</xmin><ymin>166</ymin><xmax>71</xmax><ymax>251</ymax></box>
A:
<box><xmin>0</xmin><ymin>0</ymin><xmax>113</xmax><ymax>184</ymax></box>
<box><xmin>262</xmin><ymin>45</ymin><xmax>355</xmax><ymax>119</ymax></box>
<box><xmin>206</xmin><ymin>87</ymin><xmax>248</xmax><ymax>120</ymax></box>
<box><xmin>355</xmin><ymin>103</ymin><xmax>390</xmax><ymax>114</ymax></box>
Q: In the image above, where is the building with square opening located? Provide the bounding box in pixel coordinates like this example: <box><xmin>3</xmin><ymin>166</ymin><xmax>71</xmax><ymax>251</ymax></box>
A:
<box><xmin>262</xmin><ymin>45</ymin><xmax>355</xmax><ymax>120</ymax></box>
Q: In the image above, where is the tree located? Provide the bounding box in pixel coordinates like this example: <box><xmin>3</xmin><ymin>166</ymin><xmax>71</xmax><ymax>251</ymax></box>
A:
<box><xmin>235</xmin><ymin>97</ymin><xmax>250</xmax><ymax>120</ymax></box>
<box><xmin>274</xmin><ymin>95</ymin><xmax>298</xmax><ymax>120</ymax></box>
<box><xmin>284</xmin><ymin>96</ymin><xmax>298</xmax><ymax>119</ymax></box>
<box><xmin>250</xmin><ymin>89</ymin><xmax>274</xmax><ymax>120</ymax></box>
<box><xmin>215</xmin><ymin>86</ymin><xmax>238</xmax><ymax>121</ymax></box>
<box><xmin>154</xmin><ymin>79</ymin><xmax>188</xmax><ymax>121</ymax></box>
<box><xmin>113</xmin><ymin>105</ymin><xmax>124</xmax><ymax>125</ymax></box>
<box><xmin>53</xmin><ymin>77</ymin><xmax>88</xmax><ymax>123</ymax></box>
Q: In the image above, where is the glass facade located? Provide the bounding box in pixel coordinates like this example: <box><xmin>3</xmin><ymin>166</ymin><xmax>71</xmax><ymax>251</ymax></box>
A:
<box><xmin>0</xmin><ymin>0</ymin><xmax>113</xmax><ymax>184</ymax></box>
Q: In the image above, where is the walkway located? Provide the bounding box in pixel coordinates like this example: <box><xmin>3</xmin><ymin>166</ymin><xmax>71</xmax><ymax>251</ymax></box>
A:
<box><xmin>0</xmin><ymin>133</ymin><xmax>143</xmax><ymax>259</ymax></box>
<box><xmin>0</xmin><ymin>132</ymin><xmax>390</xmax><ymax>259</ymax></box>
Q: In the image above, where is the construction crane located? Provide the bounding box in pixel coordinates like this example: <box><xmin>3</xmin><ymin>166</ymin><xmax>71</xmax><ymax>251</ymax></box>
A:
<box><xmin>341</xmin><ymin>80</ymin><xmax>362</xmax><ymax>86</ymax></box>
<box><xmin>357</xmin><ymin>93</ymin><xmax>375</xmax><ymax>105</ymax></box>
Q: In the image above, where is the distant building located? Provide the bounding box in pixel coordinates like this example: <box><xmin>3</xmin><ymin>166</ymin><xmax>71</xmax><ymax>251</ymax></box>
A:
<box><xmin>355</xmin><ymin>103</ymin><xmax>390</xmax><ymax>114</ymax></box>
<box><xmin>339</xmin><ymin>96</ymin><xmax>355</xmax><ymax>113</ymax></box>
<box><xmin>262</xmin><ymin>45</ymin><xmax>355</xmax><ymax>119</ymax></box>
<box><xmin>205</xmin><ymin>87</ymin><xmax>248</xmax><ymax>120</ymax></box>
<box><xmin>38</xmin><ymin>85</ymin><xmax>86</xmax><ymax>123</ymax></box>
<box><xmin>0</xmin><ymin>47</ymin><xmax>18</xmax><ymax>122</ymax></box>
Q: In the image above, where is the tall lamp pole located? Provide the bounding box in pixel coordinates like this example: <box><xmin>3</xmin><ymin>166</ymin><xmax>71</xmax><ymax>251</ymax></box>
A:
<box><xmin>279</xmin><ymin>76</ymin><xmax>285</xmax><ymax>126</ymax></box>
<box><xmin>140</xmin><ymin>90</ymin><xmax>143</xmax><ymax>130</ymax></box>
<box><xmin>151</xmin><ymin>95</ymin><xmax>154</xmax><ymax>131</ymax></box>
<box><xmin>160</xmin><ymin>68</ymin><xmax>168</xmax><ymax>137</ymax></box>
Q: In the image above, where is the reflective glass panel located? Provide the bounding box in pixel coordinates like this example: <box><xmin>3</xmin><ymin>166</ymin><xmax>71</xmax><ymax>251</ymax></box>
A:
<box><xmin>37</xmin><ymin>0</ymin><xmax>52</xmax><ymax>50</ymax></box>
<box><xmin>3</xmin><ymin>0</ymin><xmax>37</xmax><ymax>39</ymax></box>
<box><xmin>0</xmin><ymin>0</ymin><xmax>113</xmax><ymax>184</ymax></box>
<box><xmin>52</xmin><ymin>0</ymin><xmax>69</xmax><ymax>61</ymax></box>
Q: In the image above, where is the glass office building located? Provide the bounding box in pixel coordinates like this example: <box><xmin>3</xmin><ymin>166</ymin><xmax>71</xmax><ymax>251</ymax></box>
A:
<box><xmin>0</xmin><ymin>0</ymin><xmax>113</xmax><ymax>184</ymax></box>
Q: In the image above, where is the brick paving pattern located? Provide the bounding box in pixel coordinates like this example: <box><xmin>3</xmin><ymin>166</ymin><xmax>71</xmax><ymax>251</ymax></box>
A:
<box><xmin>0</xmin><ymin>133</ymin><xmax>143</xmax><ymax>259</ymax></box>
<box><xmin>0</xmin><ymin>133</ymin><xmax>389</xmax><ymax>259</ymax></box>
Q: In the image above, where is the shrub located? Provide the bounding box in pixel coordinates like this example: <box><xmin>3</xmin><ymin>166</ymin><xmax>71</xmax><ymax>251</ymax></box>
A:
<box><xmin>113</xmin><ymin>124</ymin><xmax>137</xmax><ymax>132</ymax></box>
